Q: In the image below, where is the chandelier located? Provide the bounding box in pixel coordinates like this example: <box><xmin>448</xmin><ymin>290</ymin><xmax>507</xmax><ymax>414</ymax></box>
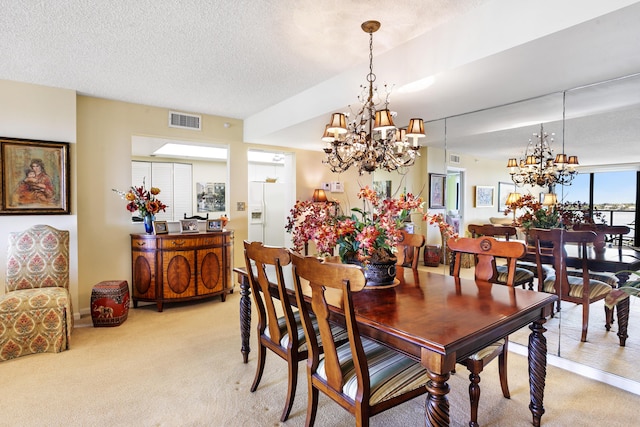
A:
<box><xmin>322</xmin><ymin>20</ymin><xmax>425</xmax><ymax>175</ymax></box>
<box><xmin>507</xmin><ymin>124</ymin><xmax>579</xmax><ymax>189</ymax></box>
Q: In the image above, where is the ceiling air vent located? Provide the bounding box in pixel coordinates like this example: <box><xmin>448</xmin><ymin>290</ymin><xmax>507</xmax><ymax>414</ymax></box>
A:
<box><xmin>169</xmin><ymin>111</ymin><xmax>201</xmax><ymax>130</ymax></box>
<box><xmin>449</xmin><ymin>153</ymin><xmax>461</xmax><ymax>164</ymax></box>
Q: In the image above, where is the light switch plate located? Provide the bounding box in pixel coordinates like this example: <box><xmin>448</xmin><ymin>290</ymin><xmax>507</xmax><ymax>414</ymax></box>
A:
<box><xmin>237</xmin><ymin>202</ymin><xmax>246</xmax><ymax>211</ymax></box>
<box><xmin>321</xmin><ymin>182</ymin><xmax>331</xmax><ymax>191</ymax></box>
<box><xmin>330</xmin><ymin>181</ymin><xmax>344</xmax><ymax>193</ymax></box>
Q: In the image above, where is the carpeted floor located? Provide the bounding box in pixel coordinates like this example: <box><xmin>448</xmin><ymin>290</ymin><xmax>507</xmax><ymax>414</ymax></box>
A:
<box><xmin>0</xmin><ymin>289</ymin><xmax>638</xmax><ymax>426</ymax></box>
<box><xmin>510</xmin><ymin>297</ymin><xmax>640</xmax><ymax>383</ymax></box>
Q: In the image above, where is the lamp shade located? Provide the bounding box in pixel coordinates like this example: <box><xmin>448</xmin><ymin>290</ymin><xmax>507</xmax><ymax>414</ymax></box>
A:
<box><xmin>321</xmin><ymin>124</ymin><xmax>335</xmax><ymax>142</ymax></box>
<box><xmin>554</xmin><ymin>154</ymin><xmax>568</xmax><ymax>164</ymax></box>
<box><xmin>542</xmin><ymin>193</ymin><xmax>558</xmax><ymax>206</ymax></box>
<box><xmin>406</xmin><ymin>118</ymin><xmax>425</xmax><ymax>137</ymax></box>
<box><xmin>505</xmin><ymin>192</ymin><xmax>522</xmax><ymax>206</ymax></box>
<box><xmin>312</xmin><ymin>188</ymin><xmax>327</xmax><ymax>202</ymax></box>
<box><xmin>507</xmin><ymin>158</ymin><xmax>518</xmax><ymax>168</ymax></box>
<box><xmin>373</xmin><ymin>109</ymin><xmax>396</xmax><ymax>130</ymax></box>
<box><xmin>327</xmin><ymin>113</ymin><xmax>347</xmax><ymax>134</ymax></box>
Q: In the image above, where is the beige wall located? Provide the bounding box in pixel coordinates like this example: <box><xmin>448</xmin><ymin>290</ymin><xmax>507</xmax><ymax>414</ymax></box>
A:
<box><xmin>0</xmin><ymin>80</ymin><xmax>79</xmax><ymax>311</ymax></box>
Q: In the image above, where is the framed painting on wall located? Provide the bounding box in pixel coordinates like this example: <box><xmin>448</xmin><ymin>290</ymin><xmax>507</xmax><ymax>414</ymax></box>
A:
<box><xmin>475</xmin><ymin>186</ymin><xmax>495</xmax><ymax>208</ymax></box>
<box><xmin>0</xmin><ymin>137</ymin><xmax>70</xmax><ymax>215</ymax></box>
<box><xmin>429</xmin><ymin>173</ymin><xmax>446</xmax><ymax>209</ymax></box>
<box><xmin>497</xmin><ymin>181</ymin><xmax>516</xmax><ymax>212</ymax></box>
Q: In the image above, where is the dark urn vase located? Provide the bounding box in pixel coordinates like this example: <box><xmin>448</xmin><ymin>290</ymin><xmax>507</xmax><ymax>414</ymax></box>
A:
<box><xmin>345</xmin><ymin>251</ymin><xmax>397</xmax><ymax>286</ymax></box>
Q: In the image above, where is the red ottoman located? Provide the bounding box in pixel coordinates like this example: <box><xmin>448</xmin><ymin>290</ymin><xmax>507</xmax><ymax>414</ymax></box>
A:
<box><xmin>91</xmin><ymin>280</ymin><xmax>130</xmax><ymax>327</ymax></box>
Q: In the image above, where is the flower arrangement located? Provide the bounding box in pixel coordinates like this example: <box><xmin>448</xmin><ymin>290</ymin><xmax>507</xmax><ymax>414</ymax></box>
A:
<box><xmin>504</xmin><ymin>194</ymin><xmax>605</xmax><ymax>230</ymax></box>
<box><xmin>112</xmin><ymin>182</ymin><xmax>167</xmax><ymax>218</ymax></box>
<box><xmin>285</xmin><ymin>186</ymin><xmax>423</xmax><ymax>264</ymax></box>
<box><xmin>424</xmin><ymin>213</ymin><xmax>458</xmax><ymax>241</ymax></box>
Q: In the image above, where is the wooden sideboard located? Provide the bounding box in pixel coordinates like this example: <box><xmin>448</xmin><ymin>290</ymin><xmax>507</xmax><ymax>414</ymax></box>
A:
<box><xmin>130</xmin><ymin>231</ymin><xmax>234</xmax><ymax>311</ymax></box>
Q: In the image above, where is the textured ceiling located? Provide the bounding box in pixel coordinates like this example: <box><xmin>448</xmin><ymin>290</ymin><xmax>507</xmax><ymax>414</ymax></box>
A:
<box><xmin>0</xmin><ymin>0</ymin><xmax>489</xmax><ymax>119</ymax></box>
<box><xmin>1</xmin><ymin>0</ymin><xmax>639</xmax><ymax>168</ymax></box>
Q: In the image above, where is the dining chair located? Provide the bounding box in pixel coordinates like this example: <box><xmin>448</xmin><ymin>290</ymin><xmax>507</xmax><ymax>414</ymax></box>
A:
<box><xmin>572</xmin><ymin>223</ymin><xmax>632</xmax><ymax>248</ymax></box>
<box><xmin>243</xmin><ymin>241</ymin><xmax>347</xmax><ymax>422</ymax></box>
<box><xmin>447</xmin><ymin>236</ymin><xmax>526</xmax><ymax>427</ymax></box>
<box><xmin>395</xmin><ymin>229</ymin><xmax>425</xmax><ymax>269</ymax></box>
<box><xmin>467</xmin><ymin>224</ymin><xmax>535</xmax><ymax>290</ymax></box>
<box><xmin>290</xmin><ymin>252</ymin><xmax>428</xmax><ymax>427</ymax></box>
<box><xmin>528</xmin><ymin>228</ymin><xmax>616</xmax><ymax>342</ymax></box>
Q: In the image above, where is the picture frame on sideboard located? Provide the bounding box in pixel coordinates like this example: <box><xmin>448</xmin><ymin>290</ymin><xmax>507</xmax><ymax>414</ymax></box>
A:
<box><xmin>206</xmin><ymin>219</ymin><xmax>223</xmax><ymax>232</ymax></box>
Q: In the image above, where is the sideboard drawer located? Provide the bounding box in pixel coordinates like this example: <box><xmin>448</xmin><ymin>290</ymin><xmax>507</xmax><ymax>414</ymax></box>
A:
<box><xmin>131</xmin><ymin>238</ymin><xmax>156</xmax><ymax>250</ymax></box>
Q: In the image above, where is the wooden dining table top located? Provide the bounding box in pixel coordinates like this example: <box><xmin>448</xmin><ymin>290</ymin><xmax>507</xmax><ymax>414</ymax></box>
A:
<box><xmin>338</xmin><ymin>266</ymin><xmax>556</xmax><ymax>361</ymax></box>
<box><xmin>237</xmin><ymin>263</ymin><xmax>556</xmax><ymax>365</ymax></box>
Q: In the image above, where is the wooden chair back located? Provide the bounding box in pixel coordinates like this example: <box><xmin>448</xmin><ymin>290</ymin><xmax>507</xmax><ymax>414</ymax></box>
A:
<box><xmin>396</xmin><ymin>230</ymin><xmax>425</xmax><ymax>269</ymax></box>
<box><xmin>290</xmin><ymin>253</ymin><xmax>367</xmax><ymax>403</ymax></box>
<box><xmin>243</xmin><ymin>240</ymin><xmax>293</xmax><ymax>351</ymax></box>
<box><xmin>572</xmin><ymin>223</ymin><xmax>631</xmax><ymax>247</ymax></box>
<box><xmin>447</xmin><ymin>236</ymin><xmax>526</xmax><ymax>285</ymax></box>
<box><xmin>528</xmin><ymin>228</ymin><xmax>597</xmax><ymax>299</ymax></box>
<box><xmin>468</xmin><ymin>223</ymin><xmax>518</xmax><ymax>240</ymax></box>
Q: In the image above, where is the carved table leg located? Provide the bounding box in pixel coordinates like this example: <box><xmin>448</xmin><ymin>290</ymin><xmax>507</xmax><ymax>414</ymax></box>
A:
<box><xmin>528</xmin><ymin>318</ymin><xmax>548</xmax><ymax>427</ymax></box>
<box><xmin>239</xmin><ymin>274</ymin><xmax>252</xmax><ymax>363</ymax></box>
<box><xmin>422</xmin><ymin>348</ymin><xmax>455</xmax><ymax>427</ymax></box>
<box><xmin>616</xmin><ymin>296</ymin><xmax>630</xmax><ymax>347</ymax></box>
<box><xmin>425</xmin><ymin>370</ymin><xmax>451</xmax><ymax>427</ymax></box>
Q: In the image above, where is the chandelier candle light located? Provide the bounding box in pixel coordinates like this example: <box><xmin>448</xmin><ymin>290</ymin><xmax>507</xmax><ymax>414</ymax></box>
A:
<box><xmin>322</xmin><ymin>20</ymin><xmax>425</xmax><ymax>175</ymax></box>
<box><xmin>507</xmin><ymin>123</ymin><xmax>578</xmax><ymax>190</ymax></box>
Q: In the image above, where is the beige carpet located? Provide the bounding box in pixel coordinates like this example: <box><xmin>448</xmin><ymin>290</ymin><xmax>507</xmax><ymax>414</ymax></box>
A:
<box><xmin>511</xmin><ymin>297</ymin><xmax>640</xmax><ymax>383</ymax></box>
<box><xmin>0</xmin><ymin>291</ymin><xmax>638</xmax><ymax>427</ymax></box>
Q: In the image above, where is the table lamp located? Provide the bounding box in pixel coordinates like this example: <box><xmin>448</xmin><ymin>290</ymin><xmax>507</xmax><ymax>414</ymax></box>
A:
<box><xmin>505</xmin><ymin>192</ymin><xmax>522</xmax><ymax>224</ymax></box>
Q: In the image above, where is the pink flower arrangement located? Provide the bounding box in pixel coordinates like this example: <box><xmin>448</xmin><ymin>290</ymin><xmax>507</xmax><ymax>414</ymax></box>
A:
<box><xmin>424</xmin><ymin>213</ymin><xmax>458</xmax><ymax>241</ymax></box>
<box><xmin>285</xmin><ymin>186</ymin><xmax>424</xmax><ymax>263</ymax></box>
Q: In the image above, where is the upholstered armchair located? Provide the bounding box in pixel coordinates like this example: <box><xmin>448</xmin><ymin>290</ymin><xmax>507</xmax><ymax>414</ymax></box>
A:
<box><xmin>0</xmin><ymin>225</ymin><xmax>72</xmax><ymax>361</ymax></box>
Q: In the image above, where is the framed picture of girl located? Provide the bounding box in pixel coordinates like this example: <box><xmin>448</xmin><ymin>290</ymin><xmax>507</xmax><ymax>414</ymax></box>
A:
<box><xmin>0</xmin><ymin>137</ymin><xmax>70</xmax><ymax>215</ymax></box>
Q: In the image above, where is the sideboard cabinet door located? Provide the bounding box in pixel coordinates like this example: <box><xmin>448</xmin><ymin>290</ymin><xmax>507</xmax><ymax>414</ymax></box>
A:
<box><xmin>130</xmin><ymin>231</ymin><xmax>234</xmax><ymax>311</ymax></box>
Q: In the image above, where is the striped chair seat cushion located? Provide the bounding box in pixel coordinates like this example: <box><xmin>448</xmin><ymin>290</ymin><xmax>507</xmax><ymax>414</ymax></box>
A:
<box><xmin>566</xmin><ymin>269</ymin><xmax>619</xmax><ymax>287</ymax></box>
<box><xmin>543</xmin><ymin>275</ymin><xmax>612</xmax><ymax>299</ymax></box>
<box><xmin>516</xmin><ymin>261</ymin><xmax>554</xmax><ymax>279</ymax></box>
<box><xmin>317</xmin><ymin>337</ymin><xmax>428</xmax><ymax>405</ymax></box>
<box><xmin>495</xmin><ymin>266</ymin><xmax>533</xmax><ymax>285</ymax></box>
<box><xmin>465</xmin><ymin>339</ymin><xmax>505</xmax><ymax>361</ymax></box>
<box><xmin>265</xmin><ymin>310</ymin><xmax>348</xmax><ymax>352</ymax></box>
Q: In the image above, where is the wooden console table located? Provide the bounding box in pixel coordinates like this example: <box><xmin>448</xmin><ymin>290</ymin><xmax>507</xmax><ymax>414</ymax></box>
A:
<box><xmin>131</xmin><ymin>231</ymin><xmax>234</xmax><ymax>311</ymax></box>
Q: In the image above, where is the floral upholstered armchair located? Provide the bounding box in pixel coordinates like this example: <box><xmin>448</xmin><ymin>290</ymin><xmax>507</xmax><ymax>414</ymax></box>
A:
<box><xmin>0</xmin><ymin>224</ymin><xmax>73</xmax><ymax>361</ymax></box>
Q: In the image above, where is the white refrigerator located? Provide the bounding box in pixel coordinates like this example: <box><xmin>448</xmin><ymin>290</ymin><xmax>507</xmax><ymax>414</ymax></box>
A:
<box><xmin>248</xmin><ymin>181</ymin><xmax>289</xmax><ymax>246</ymax></box>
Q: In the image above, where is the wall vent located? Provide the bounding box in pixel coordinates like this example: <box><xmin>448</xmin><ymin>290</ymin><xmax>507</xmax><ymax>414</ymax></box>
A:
<box><xmin>449</xmin><ymin>153</ymin><xmax>461</xmax><ymax>164</ymax></box>
<box><xmin>169</xmin><ymin>111</ymin><xmax>201</xmax><ymax>130</ymax></box>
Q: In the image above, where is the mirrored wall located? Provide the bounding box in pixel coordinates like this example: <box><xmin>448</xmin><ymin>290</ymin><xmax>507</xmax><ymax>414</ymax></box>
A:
<box><xmin>438</xmin><ymin>73</ymin><xmax>640</xmax><ymax>385</ymax></box>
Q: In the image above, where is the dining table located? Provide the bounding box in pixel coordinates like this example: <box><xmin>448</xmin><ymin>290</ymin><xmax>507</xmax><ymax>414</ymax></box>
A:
<box><xmin>520</xmin><ymin>242</ymin><xmax>640</xmax><ymax>346</ymax></box>
<box><xmin>234</xmin><ymin>264</ymin><xmax>557</xmax><ymax>427</ymax></box>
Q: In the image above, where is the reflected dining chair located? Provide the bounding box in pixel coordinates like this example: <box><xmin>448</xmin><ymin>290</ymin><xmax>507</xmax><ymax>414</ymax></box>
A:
<box><xmin>528</xmin><ymin>228</ymin><xmax>617</xmax><ymax>342</ymax></box>
<box><xmin>243</xmin><ymin>241</ymin><xmax>346</xmax><ymax>422</ymax></box>
<box><xmin>467</xmin><ymin>224</ymin><xmax>534</xmax><ymax>290</ymax></box>
<box><xmin>395</xmin><ymin>229</ymin><xmax>425</xmax><ymax>269</ymax></box>
<box><xmin>448</xmin><ymin>236</ymin><xmax>527</xmax><ymax>427</ymax></box>
<box><xmin>290</xmin><ymin>253</ymin><xmax>428</xmax><ymax>427</ymax></box>
<box><xmin>572</xmin><ymin>223</ymin><xmax>632</xmax><ymax>248</ymax></box>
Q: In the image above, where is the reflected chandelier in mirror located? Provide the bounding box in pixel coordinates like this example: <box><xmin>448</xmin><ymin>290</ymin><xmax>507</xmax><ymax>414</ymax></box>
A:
<box><xmin>506</xmin><ymin>123</ymin><xmax>579</xmax><ymax>190</ymax></box>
